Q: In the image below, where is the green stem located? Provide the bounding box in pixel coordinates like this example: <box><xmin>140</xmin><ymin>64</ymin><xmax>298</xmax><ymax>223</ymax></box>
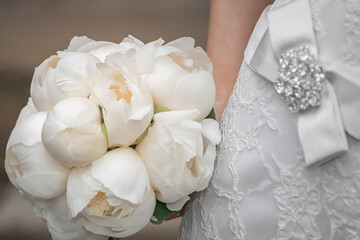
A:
<box><xmin>99</xmin><ymin>106</ymin><xmax>110</xmax><ymax>149</ymax></box>
<box><xmin>101</xmin><ymin>122</ymin><xmax>109</xmax><ymax>146</ymax></box>
<box><xmin>154</xmin><ymin>105</ymin><xmax>170</xmax><ymax>114</ymax></box>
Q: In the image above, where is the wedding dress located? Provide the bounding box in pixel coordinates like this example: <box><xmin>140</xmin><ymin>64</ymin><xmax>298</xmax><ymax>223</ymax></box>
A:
<box><xmin>178</xmin><ymin>0</ymin><xmax>360</xmax><ymax>239</ymax></box>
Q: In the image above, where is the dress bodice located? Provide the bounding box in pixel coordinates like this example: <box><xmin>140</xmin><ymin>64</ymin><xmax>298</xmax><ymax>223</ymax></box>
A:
<box><xmin>178</xmin><ymin>0</ymin><xmax>360</xmax><ymax>239</ymax></box>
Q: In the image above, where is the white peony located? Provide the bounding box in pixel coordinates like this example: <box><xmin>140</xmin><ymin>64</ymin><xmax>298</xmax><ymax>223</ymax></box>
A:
<box><xmin>31</xmin><ymin>195</ymin><xmax>107</xmax><ymax>240</ymax></box>
<box><xmin>30</xmin><ymin>35</ymin><xmax>150</xmax><ymax>113</ymax></box>
<box><xmin>135</xmin><ymin>110</ymin><xmax>221</xmax><ymax>211</ymax></box>
<box><xmin>66</xmin><ymin>147</ymin><xmax>156</xmax><ymax>238</ymax></box>
<box><xmin>90</xmin><ymin>60</ymin><xmax>153</xmax><ymax>147</ymax></box>
<box><xmin>42</xmin><ymin>97</ymin><xmax>107</xmax><ymax>168</ymax></box>
<box><xmin>66</xmin><ymin>35</ymin><xmax>158</xmax><ymax>74</ymax></box>
<box><xmin>66</xmin><ymin>35</ymin><xmax>144</xmax><ymax>63</ymax></box>
<box><xmin>5</xmin><ymin>109</ymin><xmax>70</xmax><ymax>200</ymax></box>
<box><xmin>12</xmin><ymin>97</ymin><xmax>38</xmax><ymax>127</ymax></box>
<box><xmin>30</xmin><ymin>51</ymin><xmax>101</xmax><ymax>112</ymax></box>
<box><xmin>144</xmin><ymin>37</ymin><xmax>216</xmax><ymax>121</ymax></box>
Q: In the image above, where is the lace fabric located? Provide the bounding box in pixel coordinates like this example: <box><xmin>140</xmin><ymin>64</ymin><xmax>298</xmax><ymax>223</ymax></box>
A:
<box><xmin>178</xmin><ymin>0</ymin><xmax>360</xmax><ymax>239</ymax></box>
<box><xmin>342</xmin><ymin>0</ymin><xmax>360</xmax><ymax>65</ymax></box>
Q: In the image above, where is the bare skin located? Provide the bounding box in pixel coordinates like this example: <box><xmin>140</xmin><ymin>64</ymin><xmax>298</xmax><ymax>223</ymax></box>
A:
<box><xmin>165</xmin><ymin>0</ymin><xmax>274</xmax><ymax>221</ymax></box>
<box><xmin>208</xmin><ymin>0</ymin><xmax>274</xmax><ymax>120</ymax></box>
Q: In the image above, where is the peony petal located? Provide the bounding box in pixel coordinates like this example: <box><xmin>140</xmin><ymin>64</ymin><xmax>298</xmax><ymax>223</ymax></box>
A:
<box><xmin>104</xmin><ymin>50</ymin><xmax>137</xmax><ymax>75</ymax></box>
<box><xmin>200</xmin><ymin>118</ymin><xmax>221</xmax><ymax>145</ymax></box>
<box><xmin>136</xmin><ymin>125</ymin><xmax>178</xmax><ymax>184</ymax></box>
<box><xmin>129</xmin><ymin>105</ymin><xmax>152</xmax><ymax>121</ymax></box>
<box><xmin>67</xmin><ymin>167</ymin><xmax>98</xmax><ymax>218</ymax></box>
<box><xmin>83</xmin><ymin>187</ymin><xmax>155</xmax><ymax>238</ymax></box>
<box><xmin>7</xmin><ymin>99</ymin><xmax>38</xmax><ymax>151</ymax></box>
<box><xmin>166</xmin><ymin>37</ymin><xmax>195</xmax><ymax>49</ymax></box>
<box><xmin>136</xmin><ymin>38</ymin><xmax>164</xmax><ymax>74</ymax></box>
<box><xmin>51</xmin><ymin>52</ymin><xmax>100</xmax><ymax>98</ymax></box>
<box><xmin>172</xmin><ymin>70</ymin><xmax>215</xmax><ymax>121</ymax></box>
<box><xmin>13</xmin><ymin>142</ymin><xmax>67</xmax><ymax>174</ymax></box>
<box><xmin>42</xmin><ymin>97</ymin><xmax>107</xmax><ymax>167</ymax></box>
<box><xmin>32</xmin><ymin>195</ymin><xmax>107</xmax><ymax>240</ymax></box>
<box><xmin>89</xmin><ymin>44</ymin><xmax>132</xmax><ymax>62</ymax></box>
<box><xmin>166</xmin><ymin>195</ymin><xmax>190</xmax><ymax>211</ymax></box>
<box><xmin>66</xmin><ymin>148</ymin><xmax>155</xmax><ymax>239</ymax></box>
<box><xmin>91</xmin><ymin>64</ymin><xmax>153</xmax><ymax>147</ymax></box>
<box><xmin>144</xmin><ymin>55</ymin><xmax>188</xmax><ymax>106</ymax></box>
<box><xmin>154</xmin><ymin>109</ymin><xmax>200</xmax><ymax>123</ymax></box>
<box><xmin>167</xmin><ymin>119</ymin><xmax>202</xmax><ymax>136</ymax></box>
<box><xmin>31</xmin><ymin>51</ymin><xmax>100</xmax><ymax>111</ymax></box>
<box><xmin>201</xmin><ymin>144</ymin><xmax>216</xmax><ymax>186</ymax></box>
<box><xmin>65</xmin><ymin>36</ymin><xmax>95</xmax><ymax>52</ymax></box>
<box><xmin>184</xmin><ymin>47</ymin><xmax>213</xmax><ymax>72</ymax></box>
<box><xmin>136</xmin><ymin>119</ymin><xmax>198</xmax><ymax>203</ymax></box>
<box><xmin>4</xmin><ymin>148</ymin><xmax>21</xmax><ymax>189</ymax></box>
<box><xmin>144</xmin><ymin>40</ymin><xmax>215</xmax><ymax>121</ymax></box>
<box><xmin>103</xmin><ymin>102</ymin><xmax>151</xmax><ymax>147</ymax></box>
<box><xmin>5</xmin><ymin>111</ymin><xmax>70</xmax><ymax>199</ymax></box>
<box><xmin>30</xmin><ymin>56</ymin><xmax>57</xmax><ymax>111</ymax></box>
<box><xmin>15</xmin><ymin>98</ymin><xmax>38</xmax><ymax>126</ymax></box>
<box><xmin>16</xmin><ymin>172</ymin><xmax>68</xmax><ymax>199</ymax></box>
<box><xmin>91</xmin><ymin>148</ymin><xmax>150</xmax><ymax>204</ymax></box>
<box><xmin>123</xmin><ymin>35</ymin><xmax>145</xmax><ymax>47</ymax></box>
<box><xmin>10</xmin><ymin>142</ymin><xmax>70</xmax><ymax>199</ymax></box>
<box><xmin>136</xmin><ymin>109</ymin><xmax>218</xmax><ymax>204</ymax></box>
<box><xmin>50</xmin><ymin>97</ymin><xmax>100</xmax><ymax>133</ymax></box>
<box><xmin>77</xmin><ymin>41</ymin><xmax>115</xmax><ymax>55</ymax></box>
<box><xmin>10</xmin><ymin>112</ymin><xmax>47</xmax><ymax>146</ymax></box>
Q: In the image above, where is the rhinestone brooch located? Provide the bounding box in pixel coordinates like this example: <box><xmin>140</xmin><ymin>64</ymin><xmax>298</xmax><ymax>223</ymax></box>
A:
<box><xmin>274</xmin><ymin>46</ymin><xmax>326</xmax><ymax>113</ymax></box>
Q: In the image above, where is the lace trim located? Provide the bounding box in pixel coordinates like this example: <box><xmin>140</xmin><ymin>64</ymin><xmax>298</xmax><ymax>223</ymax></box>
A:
<box><xmin>342</xmin><ymin>0</ymin><xmax>360</xmax><ymax>65</ymax></box>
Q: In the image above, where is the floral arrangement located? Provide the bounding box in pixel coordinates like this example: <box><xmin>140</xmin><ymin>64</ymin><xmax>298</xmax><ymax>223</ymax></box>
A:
<box><xmin>4</xmin><ymin>35</ymin><xmax>221</xmax><ymax>240</ymax></box>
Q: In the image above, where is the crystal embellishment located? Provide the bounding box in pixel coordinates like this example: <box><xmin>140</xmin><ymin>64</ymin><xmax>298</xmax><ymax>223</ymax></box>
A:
<box><xmin>274</xmin><ymin>46</ymin><xmax>326</xmax><ymax>113</ymax></box>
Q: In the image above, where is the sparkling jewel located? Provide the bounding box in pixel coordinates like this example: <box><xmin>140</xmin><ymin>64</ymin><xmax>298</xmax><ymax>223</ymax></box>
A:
<box><xmin>274</xmin><ymin>45</ymin><xmax>326</xmax><ymax>112</ymax></box>
<box><xmin>275</xmin><ymin>79</ymin><xmax>285</xmax><ymax>94</ymax></box>
<box><xmin>294</xmin><ymin>88</ymin><xmax>305</xmax><ymax>99</ymax></box>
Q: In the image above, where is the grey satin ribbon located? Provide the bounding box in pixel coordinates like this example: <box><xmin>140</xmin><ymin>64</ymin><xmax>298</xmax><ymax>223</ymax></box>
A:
<box><xmin>244</xmin><ymin>0</ymin><xmax>360</xmax><ymax>167</ymax></box>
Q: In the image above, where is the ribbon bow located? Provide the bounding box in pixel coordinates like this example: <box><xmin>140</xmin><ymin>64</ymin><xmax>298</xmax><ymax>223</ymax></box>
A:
<box><xmin>244</xmin><ymin>0</ymin><xmax>360</xmax><ymax>167</ymax></box>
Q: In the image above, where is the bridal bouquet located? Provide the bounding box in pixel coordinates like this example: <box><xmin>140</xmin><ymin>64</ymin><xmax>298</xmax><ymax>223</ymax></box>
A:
<box><xmin>4</xmin><ymin>35</ymin><xmax>221</xmax><ymax>240</ymax></box>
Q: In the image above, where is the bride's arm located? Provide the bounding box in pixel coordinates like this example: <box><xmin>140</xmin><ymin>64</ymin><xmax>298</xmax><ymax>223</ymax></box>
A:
<box><xmin>208</xmin><ymin>0</ymin><xmax>274</xmax><ymax>120</ymax></box>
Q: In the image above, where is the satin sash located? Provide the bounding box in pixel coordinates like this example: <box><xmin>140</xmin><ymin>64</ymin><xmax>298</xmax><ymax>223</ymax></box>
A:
<box><xmin>245</xmin><ymin>0</ymin><xmax>360</xmax><ymax>167</ymax></box>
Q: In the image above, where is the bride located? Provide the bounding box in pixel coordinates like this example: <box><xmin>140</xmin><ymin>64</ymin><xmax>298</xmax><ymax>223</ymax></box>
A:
<box><xmin>178</xmin><ymin>0</ymin><xmax>360</xmax><ymax>239</ymax></box>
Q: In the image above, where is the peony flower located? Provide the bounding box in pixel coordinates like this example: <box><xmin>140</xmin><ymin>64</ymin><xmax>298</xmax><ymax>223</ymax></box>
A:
<box><xmin>86</xmin><ymin>36</ymin><xmax>143</xmax><ymax>63</ymax></box>
<box><xmin>5</xmin><ymin>110</ymin><xmax>70</xmax><ymax>200</ymax></box>
<box><xmin>42</xmin><ymin>97</ymin><xmax>107</xmax><ymax>168</ymax></box>
<box><xmin>66</xmin><ymin>35</ymin><xmax>144</xmax><ymax>63</ymax></box>
<box><xmin>31</xmin><ymin>195</ymin><xmax>107</xmax><ymax>240</ymax></box>
<box><xmin>66</xmin><ymin>35</ymin><xmax>158</xmax><ymax>73</ymax></box>
<box><xmin>144</xmin><ymin>37</ymin><xmax>216</xmax><ymax>121</ymax></box>
<box><xmin>135</xmin><ymin>110</ymin><xmax>221</xmax><ymax>211</ymax></box>
<box><xmin>66</xmin><ymin>147</ymin><xmax>156</xmax><ymax>239</ymax></box>
<box><xmin>30</xmin><ymin>51</ymin><xmax>101</xmax><ymax>112</ymax></box>
<box><xmin>12</xmin><ymin>97</ymin><xmax>38</xmax><ymax>127</ymax></box>
<box><xmin>90</xmin><ymin>59</ymin><xmax>153</xmax><ymax>147</ymax></box>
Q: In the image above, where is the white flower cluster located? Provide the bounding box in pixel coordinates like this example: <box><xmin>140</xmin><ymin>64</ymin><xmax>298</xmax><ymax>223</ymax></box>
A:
<box><xmin>5</xmin><ymin>36</ymin><xmax>220</xmax><ymax>240</ymax></box>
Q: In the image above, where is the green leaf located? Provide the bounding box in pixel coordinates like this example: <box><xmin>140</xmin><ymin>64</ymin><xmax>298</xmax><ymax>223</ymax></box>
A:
<box><xmin>206</xmin><ymin>108</ymin><xmax>216</xmax><ymax>120</ymax></box>
<box><xmin>151</xmin><ymin>200</ymin><xmax>179</xmax><ymax>224</ymax></box>
<box><xmin>107</xmin><ymin>146</ymin><xmax>115</xmax><ymax>151</ymax></box>
<box><xmin>154</xmin><ymin>105</ymin><xmax>170</xmax><ymax>114</ymax></box>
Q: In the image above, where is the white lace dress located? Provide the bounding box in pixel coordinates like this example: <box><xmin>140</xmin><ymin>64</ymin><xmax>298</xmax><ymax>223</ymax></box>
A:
<box><xmin>178</xmin><ymin>0</ymin><xmax>360</xmax><ymax>239</ymax></box>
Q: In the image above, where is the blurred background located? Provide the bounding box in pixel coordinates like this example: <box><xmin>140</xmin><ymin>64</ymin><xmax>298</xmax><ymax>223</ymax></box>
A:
<box><xmin>0</xmin><ymin>0</ymin><xmax>209</xmax><ymax>239</ymax></box>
